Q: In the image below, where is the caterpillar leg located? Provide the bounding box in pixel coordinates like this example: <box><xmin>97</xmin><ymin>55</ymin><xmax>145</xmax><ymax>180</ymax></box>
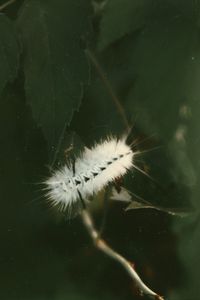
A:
<box><xmin>72</xmin><ymin>156</ymin><xmax>76</xmax><ymax>176</ymax></box>
<box><xmin>77</xmin><ymin>190</ymin><xmax>86</xmax><ymax>210</ymax></box>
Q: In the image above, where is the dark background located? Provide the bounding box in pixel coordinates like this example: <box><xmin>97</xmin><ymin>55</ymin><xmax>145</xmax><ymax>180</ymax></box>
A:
<box><xmin>0</xmin><ymin>0</ymin><xmax>199</xmax><ymax>299</ymax></box>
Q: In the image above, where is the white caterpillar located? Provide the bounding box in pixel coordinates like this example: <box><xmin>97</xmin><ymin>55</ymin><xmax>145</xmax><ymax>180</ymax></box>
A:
<box><xmin>46</xmin><ymin>136</ymin><xmax>134</xmax><ymax>216</ymax></box>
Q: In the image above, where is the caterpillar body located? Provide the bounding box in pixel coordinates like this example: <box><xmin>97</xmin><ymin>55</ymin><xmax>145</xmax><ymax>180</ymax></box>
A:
<box><xmin>46</xmin><ymin>136</ymin><xmax>134</xmax><ymax>216</ymax></box>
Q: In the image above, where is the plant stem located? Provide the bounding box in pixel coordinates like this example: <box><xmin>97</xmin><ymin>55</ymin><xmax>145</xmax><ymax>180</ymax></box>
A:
<box><xmin>85</xmin><ymin>49</ymin><xmax>130</xmax><ymax>131</ymax></box>
<box><xmin>81</xmin><ymin>209</ymin><xmax>164</xmax><ymax>300</ymax></box>
<box><xmin>0</xmin><ymin>0</ymin><xmax>16</xmax><ymax>11</ymax></box>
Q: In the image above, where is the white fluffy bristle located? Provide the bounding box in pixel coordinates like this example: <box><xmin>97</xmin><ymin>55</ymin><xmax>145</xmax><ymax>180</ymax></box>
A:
<box><xmin>46</xmin><ymin>136</ymin><xmax>134</xmax><ymax>215</ymax></box>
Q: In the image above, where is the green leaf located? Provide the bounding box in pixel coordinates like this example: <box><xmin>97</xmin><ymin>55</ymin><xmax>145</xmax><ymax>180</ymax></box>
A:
<box><xmin>125</xmin><ymin>16</ymin><xmax>198</xmax><ymax>141</ymax></box>
<box><xmin>0</xmin><ymin>15</ymin><xmax>19</xmax><ymax>95</ymax></box>
<box><xmin>98</xmin><ymin>0</ymin><xmax>147</xmax><ymax>50</ymax></box>
<box><xmin>170</xmin><ymin>82</ymin><xmax>200</xmax><ymax>299</ymax></box>
<box><xmin>111</xmin><ymin>187</ymin><xmax>192</xmax><ymax>216</ymax></box>
<box><xmin>122</xmin><ymin>15</ymin><xmax>200</xmax><ymax>194</ymax></box>
<box><xmin>167</xmin><ymin>0</ymin><xmax>200</xmax><ymax>21</ymax></box>
<box><xmin>17</xmin><ymin>0</ymin><xmax>92</xmax><ymax>161</ymax></box>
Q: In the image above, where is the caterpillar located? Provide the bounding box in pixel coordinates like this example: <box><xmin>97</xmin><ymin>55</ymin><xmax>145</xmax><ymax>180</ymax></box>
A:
<box><xmin>46</xmin><ymin>136</ymin><xmax>134</xmax><ymax>217</ymax></box>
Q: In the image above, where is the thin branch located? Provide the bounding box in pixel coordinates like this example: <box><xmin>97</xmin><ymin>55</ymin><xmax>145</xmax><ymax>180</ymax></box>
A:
<box><xmin>85</xmin><ymin>49</ymin><xmax>130</xmax><ymax>131</ymax></box>
<box><xmin>81</xmin><ymin>209</ymin><xmax>164</xmax><ymax>300</ymax></box>
<box><xmin>0</xmin><ymin>0</ymin><xmax>16</xmax><ymax>11</ymax></box>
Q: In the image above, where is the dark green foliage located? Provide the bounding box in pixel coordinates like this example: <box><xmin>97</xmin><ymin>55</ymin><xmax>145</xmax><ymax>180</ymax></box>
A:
<box><xmin>0</xmin><ymin>15</ymin><xmax>19</xmax><ymax>94</ymax></box>
<box><xmin>0</xmin><ymin>0</ymin><xmax>200</xmax><ymax>300</ymax></box>
<box><xmin>17</xmin><ymin>0</ymin><xmax>92</xmax><ymax>160</ymax></box>
<box><xmin>98</xmin><ymin>0</ymin><xmax>148</xmax><ymax>50</ymax></box>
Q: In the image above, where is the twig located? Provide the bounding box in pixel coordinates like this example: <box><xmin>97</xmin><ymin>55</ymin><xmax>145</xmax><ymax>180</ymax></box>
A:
<box><xmin>81</xmin><ymin>209</ymin><xmax>164</xmax><ymax>300</ymax></box>
<box><xmin>85</xmin><ymin>49</ymin><xmax>130</xmax><ymax>131</ymax></box>
<box><xmin>0</xmin><ymin>0</ymin><xmax>16</xmax><ymax>11</ymax></box>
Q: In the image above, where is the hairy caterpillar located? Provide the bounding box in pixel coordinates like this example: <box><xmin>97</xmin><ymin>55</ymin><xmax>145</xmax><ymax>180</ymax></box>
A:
<box><xmin>46</xmin><ymin>136</ymin><xmax>134</xmax><ymax>216</ymax></box>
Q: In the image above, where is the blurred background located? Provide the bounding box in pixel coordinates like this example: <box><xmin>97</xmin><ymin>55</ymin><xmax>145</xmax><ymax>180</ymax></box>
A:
<box><xmin>0</xmin><ymin>0</ymin><xmax>199</xmax><ymax>299</ymax></box>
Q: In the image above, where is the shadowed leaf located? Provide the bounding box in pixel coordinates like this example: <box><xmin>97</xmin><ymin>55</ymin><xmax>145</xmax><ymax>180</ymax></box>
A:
<box><xmin>98</xmin><ymin>0</ymin><xmax>147</xmax><ymax>50</ymax></box>
<box><xmin>0</xmin><ymin>15</ymin><xmax>19</xmax><ymax>96</ymax></box>
<box><xmin>111</xmin><ymin>187</ymin><xmax>192</xmax><ymax>217</ymax></box>
<box><xmin>17</xmin><ymin>0</ymin><xmax>92</xmax><ymax>162</ymax></box>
